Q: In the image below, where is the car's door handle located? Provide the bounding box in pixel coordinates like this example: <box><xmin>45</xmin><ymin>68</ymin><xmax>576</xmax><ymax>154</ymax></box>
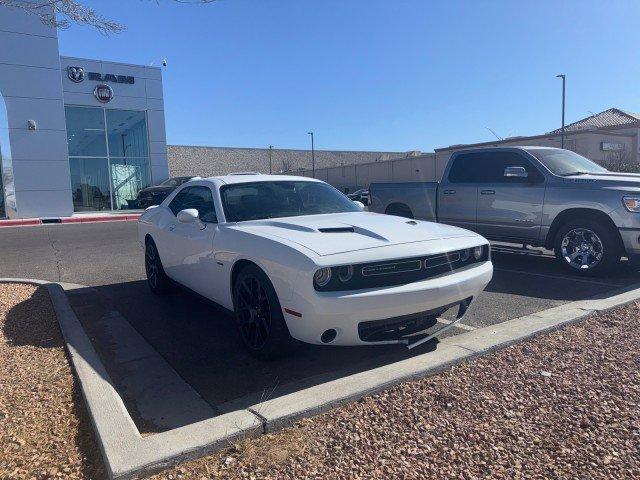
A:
<box><xmin>443</xmin><ymin>189</ymin><xmax>456</xmax><ymax>195</ymax></box>
<box><xmin>168</xmin><ymin>224</ymin><xmax>176</xmax><ymax>231</ymax></box>
<box><xmin>480</xmin><ymin>189</ymin><xmax>495</xmax><ymax>195</ymax></box>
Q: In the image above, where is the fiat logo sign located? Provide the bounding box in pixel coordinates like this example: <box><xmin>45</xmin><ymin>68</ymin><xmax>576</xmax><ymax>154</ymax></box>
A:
<box><xmin>93</xmin><ymin>84</ymin><xmax>114</xmax><ymax>103</ymax></box>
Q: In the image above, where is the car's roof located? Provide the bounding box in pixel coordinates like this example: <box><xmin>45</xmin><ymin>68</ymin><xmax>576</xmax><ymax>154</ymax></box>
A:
<box><xmin>451</xmin><ymin>145</ymin><xmax>565</xmax><ymax>155</ymax></box>
<box><xmin>203</xmin><ymin>173</ymin><xmax>325</xmax><ymax>185</ymax></box>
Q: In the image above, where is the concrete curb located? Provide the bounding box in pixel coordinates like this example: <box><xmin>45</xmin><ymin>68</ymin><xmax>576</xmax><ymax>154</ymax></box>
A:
<box><xmin>0</xmin><ymin>279</ymin><xmax>261</xmax><ymax>479</ymax></box>
<box><xmin>241</xmin><ymin>281</ymin><xmax>640</xmax><ymax>432</ymax></box>
<box><xmin>2</xmin><ymin>277</ymin><xmax>639</xmax><ymax>478</ymax></box>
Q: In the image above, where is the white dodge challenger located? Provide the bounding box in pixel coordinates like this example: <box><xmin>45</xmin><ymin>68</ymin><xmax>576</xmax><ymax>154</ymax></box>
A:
<box><xmin>138</xmin><ymin>174</ymin><xmax>493</xmax><ymax>359</ymax></box>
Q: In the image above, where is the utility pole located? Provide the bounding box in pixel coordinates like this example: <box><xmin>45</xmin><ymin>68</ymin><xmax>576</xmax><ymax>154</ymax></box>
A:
<box><xmin>268</xmin><ymin>145</ymin><xmax>273</xmax><ymax>174</ymax></box>
<box><xmin>556</xmin><ymin>74</ymin><xmax>566</xmax><ymax>149</ymax></box>
<box><xmin>307</xmin><ymin>131</ymin><xmax>315</xmax><ymax>177</ymax></box>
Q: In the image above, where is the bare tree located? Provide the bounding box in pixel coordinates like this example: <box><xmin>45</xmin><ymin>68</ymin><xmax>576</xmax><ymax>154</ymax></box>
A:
<box><xmin>280</xmin><ymin>158</ymin><xmax>292</xmax><ymax>173</ymax></box>
<box><xmin>0</xmin><ymin>0</ymin><xmax>216</xmax><ymax>35</ymax></box>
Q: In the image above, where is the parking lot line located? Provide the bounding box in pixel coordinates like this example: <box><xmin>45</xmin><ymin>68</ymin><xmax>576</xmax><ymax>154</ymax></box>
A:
<box><xmin>493</xmin><ymin>267</ymin><xmax>622</xmax><ymax>288</ymax></box>
<box><xmin>436</xmin><ymin>318</ymin><xmax>476</xmax><ymax>331</ymax></box>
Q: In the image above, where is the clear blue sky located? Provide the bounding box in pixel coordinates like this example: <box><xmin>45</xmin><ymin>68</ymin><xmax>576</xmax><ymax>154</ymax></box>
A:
<box><xmin>57</xmin><ymin>0</ymin><xmax>640</xmax><ymax>152</ymax></box>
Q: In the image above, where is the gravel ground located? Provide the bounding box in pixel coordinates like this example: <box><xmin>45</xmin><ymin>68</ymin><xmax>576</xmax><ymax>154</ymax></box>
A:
<box><xmin>1</xmin><ymin>283</ymin><xmax>638</xmax><ymax>479</ymax></box>
<box><xmin>0</xmin><ymin>283</ymin><xmax>104</xmax><ymax>479</ymax></box>
<box><xmin>156</xmin><ymin>304</ymin><xmax>640</xmax><ymax>479</ymax></box>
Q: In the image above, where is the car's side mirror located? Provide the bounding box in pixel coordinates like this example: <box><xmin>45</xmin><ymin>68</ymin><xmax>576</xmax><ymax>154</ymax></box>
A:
<box><xmin>353</xmin><ymin>201</ymin><xmax>365</xmax><ymax>211</ymax></box>
<box><xmin>177</xmin><ymin>208</ymin><xmax>205</xmax><ymax>229</ymax></box>
<box><xmin>504</xmin><ymin>166</ymin><xmax>528</xmax><ymax>178</ymax></box>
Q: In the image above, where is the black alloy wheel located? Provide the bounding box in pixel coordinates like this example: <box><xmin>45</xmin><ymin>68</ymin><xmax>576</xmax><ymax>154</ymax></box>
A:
<box><xmin>145</xmin><ymin>239</ymin><xmax>171</xmax><ymax>294</ymax></box>
<box><xmin>235</xmin><ymin>275</ymin><xmax>272</xmax><ymax>350</ymax></box>
<box><xmin>233</xmin><ymin>264</ymin><xmax>294</xmax><ymax>359</ymax></box>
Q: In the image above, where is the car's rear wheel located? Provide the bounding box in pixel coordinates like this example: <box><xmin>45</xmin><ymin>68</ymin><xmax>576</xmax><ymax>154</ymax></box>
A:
<box><xmin>385</xmin><ymin>203</ymin><xmax>414</xmax><ymax>219</ymax></box>
<box><xmin>145</xmin><ymin>239</ymin><xmax>171</xmax><ymax>294</ymax></box>
<box><xmin>233</xmin><ymin>264</ymin><xmax>294</xmax><ymax>360</ymax></box>
<box><xmin>553</xmin><ymin>219</ymin><xmax>620</xmax><ymax>276</ymax></box>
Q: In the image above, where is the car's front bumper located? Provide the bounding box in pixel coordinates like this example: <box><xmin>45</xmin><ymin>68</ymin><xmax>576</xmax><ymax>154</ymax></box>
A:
<box><xmin>282</xmin><ymin>260</ymin><xmax>493</xmax><ymax>346</ymax></box>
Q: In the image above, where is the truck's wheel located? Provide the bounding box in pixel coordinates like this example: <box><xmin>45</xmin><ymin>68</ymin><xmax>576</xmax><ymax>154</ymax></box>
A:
<box><xmin>385</xmin><ymin>203</ymin><xmax>414</xmax><ymax>219</ymax></box>
<box><xmin>553</xmin><ymin>219</ymin><xmax>620</xmax><ymax>276</ymax></box>
<box><xmin>233</xmin><ymin>264</ymin><xmax>294</xmax><ymax>360</ymax></box>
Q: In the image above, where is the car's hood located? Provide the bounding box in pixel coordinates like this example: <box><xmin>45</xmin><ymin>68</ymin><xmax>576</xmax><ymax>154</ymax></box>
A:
<box><xmin>561</xmin><ymin>172</ymin><xmax>640</xmax><ymax>190</ymax></box>
<box><xmin>139</xmin><ymin>186</ymin><xmax>173</xmax><ymax>195</ymax></box>
<box><xmin>231</xmin><ymin>212</ymin><xmax>479</xmax><ymax>256</ymax></box>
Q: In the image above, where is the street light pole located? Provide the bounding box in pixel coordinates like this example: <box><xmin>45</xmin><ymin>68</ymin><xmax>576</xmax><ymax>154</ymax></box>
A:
<box><xmin>307</xmin><ymin>131</ymin><xmax>315</xmax><ymax>177</ymax></box>
<box><xmin>556</xmin><ymin>74</ymin><xmax>566</xmax><ymax>149</ymax></box>
<box><xmin>268</xmin><ymin>145</ymin><xmax>273</xmax><ymax>174</ymax></box>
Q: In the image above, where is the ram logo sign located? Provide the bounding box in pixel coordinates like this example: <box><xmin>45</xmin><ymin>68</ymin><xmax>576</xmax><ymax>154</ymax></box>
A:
<box><xmin>67</xmin><ymin>66</ymin><xmax>85</xmax><ymax>83</ymax></box>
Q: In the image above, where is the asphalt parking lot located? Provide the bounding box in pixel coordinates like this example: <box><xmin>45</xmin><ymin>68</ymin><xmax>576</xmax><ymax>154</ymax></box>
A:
<box><xmin>1</xmin><ymin>222</ymin><xmax>638</xmax><ymax>428</ymax></box>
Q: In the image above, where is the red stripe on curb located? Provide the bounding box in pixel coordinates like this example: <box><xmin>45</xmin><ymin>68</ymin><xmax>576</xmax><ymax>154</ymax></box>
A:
<box><xmin>60</xmin><ymin>214</ymin><xmax>141</xmax><ymax>224</ymax></box>
<box><xmin>0</xmin><ymin>218</ymin><xmax>43</xmax><ymax>227</ymax></box>
<box><xmin>0</xmin><ymin>215</ymin><xmax>141</xmax><ymax>227</ymax></box>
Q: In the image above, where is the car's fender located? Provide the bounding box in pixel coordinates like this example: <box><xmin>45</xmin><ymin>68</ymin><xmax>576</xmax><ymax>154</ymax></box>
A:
<box><xmin>211</xmin><ymin>225</ymin><xmax>319</xmax><ymax>311</ymax></box>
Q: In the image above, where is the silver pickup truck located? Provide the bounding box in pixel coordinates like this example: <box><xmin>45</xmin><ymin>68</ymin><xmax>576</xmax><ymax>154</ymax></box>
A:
<box><xmin>369</xmin><ymin>146</ymin><xmax>640</xmax><ymax>276</ymax></box>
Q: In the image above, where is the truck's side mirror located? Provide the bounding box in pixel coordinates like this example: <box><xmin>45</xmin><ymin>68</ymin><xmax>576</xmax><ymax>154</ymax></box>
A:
<box><xmin>504</xmin><ymin>166</ymin><xmax>528</xmax><ymax>178</ymax></box>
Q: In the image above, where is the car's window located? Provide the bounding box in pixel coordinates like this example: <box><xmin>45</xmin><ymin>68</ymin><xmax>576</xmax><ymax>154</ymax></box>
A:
<box><xmin>221</xmin><ymin>181</ymin><xmax>359</xmax><ymax>222</ymax></box>
<box><xmin>168</xmin><ymin>186</ymin><xmax>217</xmax><ymax>223</ymax></box>
<box><xmin>161</xmin><ymin>177</ymin><xmax>191</xmax><ymax>187</ymax></box>
<box><xmin>161</xmin><ymin>178</ymin><xmax>179</xmax><ymax>187</ymax></box>
<box><xmin>448</xmin><ymin>154</ymin><xmax>480</xmax><ymax>182</ymax></box>
<box><xmin>526</xmin><ymin>148</ymin><xmax>608</xmax><ymax>176</ymax></box>
<box><xmin>448</xmin><ymin>152</ymin><xmax>544</xmax><ymax>183</ymax></box>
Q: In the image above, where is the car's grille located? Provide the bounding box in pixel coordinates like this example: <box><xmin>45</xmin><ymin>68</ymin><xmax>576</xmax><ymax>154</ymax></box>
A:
<box><xmin>361</xmin><ymin>259</ymin><xmax>422</xmax><ymax>276</ymax></box>
<box><xmin>314</xmin><ymin>245</ymin><xmax>489</xmax><ymax>292</ymax></box>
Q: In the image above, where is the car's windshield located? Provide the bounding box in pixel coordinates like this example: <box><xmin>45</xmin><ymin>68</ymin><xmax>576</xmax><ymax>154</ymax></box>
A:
<box><xmin>161</xmin><ymin>177</ymin><xmax>190</xmax><ymax>187</ymax></box>
<box><xmin>221</xmin><ymin>181</ymin><xmax>360</xmax><ymax>222</ymax></box>
<box><xmin>526</xmin><ymin>148</ymin><xmax>608</xmax><ymax>176</ymax></box>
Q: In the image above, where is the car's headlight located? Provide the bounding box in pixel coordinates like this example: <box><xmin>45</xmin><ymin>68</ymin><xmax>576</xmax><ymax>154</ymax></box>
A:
<box><xmin>623</xmin><ymin>196</ymin><xmax>640</xmax><ymax>212</ymax></box>
<box><xmin>473</xmin><ymin>245</ymin><xmax>484</xmax><ymax>260</ymax></box>
<box><xmin>337</xmin><ymin>265</ymin><xmax>354</xmax><ymax>282</ymax></box>
<box><xmin>313</xmin><ymin>267</ymin><xmax>332</xmax><ymax>288</ymax></box>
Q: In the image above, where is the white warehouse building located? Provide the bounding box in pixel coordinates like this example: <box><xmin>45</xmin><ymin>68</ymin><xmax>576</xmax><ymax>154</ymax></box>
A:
<box><xmin>0</xmin><ymin>4</ymin><xmax>169</xmax><ymax>219</ymax></box>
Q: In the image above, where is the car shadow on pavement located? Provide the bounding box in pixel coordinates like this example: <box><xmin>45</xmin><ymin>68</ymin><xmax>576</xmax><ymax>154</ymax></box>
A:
<box><xmin>78</xmin><ymin>280</ymin><xmax>438</xmax><ymax>423</ymax></box>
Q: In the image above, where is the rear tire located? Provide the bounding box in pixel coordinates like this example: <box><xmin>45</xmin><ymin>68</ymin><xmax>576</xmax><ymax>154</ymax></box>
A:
<box><xmin>145</xmin><ymin>238</ymin><xmax>172</xmax><ymax>294</ymax></box>
<box><xmin>233</xmin><ymin>264</ymin><xmax>294</xmax><ymax>360</ymax></box>
<box><xmin>553</xmin><ymin>218</ymin><xmax>620</xmax><ymax>276</ymax></box>
<box><xmin>385</xmin><ymin>203</ymin><xmax>414</xmax><ymax>219</ymax></box>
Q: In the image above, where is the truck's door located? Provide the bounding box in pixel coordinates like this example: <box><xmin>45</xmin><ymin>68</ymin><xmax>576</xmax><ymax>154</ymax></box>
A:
<box><xmin>437</xmin><ymin>152</ymin><xmax>479</xmax><ymax>232</ymax></box>
<box><xmin>473</xmin><ymin>150</ymin><xmax>546</xmax><ymax>242</ymax></box>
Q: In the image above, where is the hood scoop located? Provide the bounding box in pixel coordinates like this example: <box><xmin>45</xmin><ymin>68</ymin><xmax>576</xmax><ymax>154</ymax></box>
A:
<box><xmin>318</xmin><ymin>227</ymin><xmax>355</xmax><ymax>233</ymax></box>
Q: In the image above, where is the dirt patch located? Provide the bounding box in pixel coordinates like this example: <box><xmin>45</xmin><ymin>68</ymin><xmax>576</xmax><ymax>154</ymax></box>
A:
<box><xmin>0</xmin><ymin>283</ymin><xmax>105</xmax><ymax>479</ymax></box>
<box><xmin>155</xmin><ymin>303</ymin><xmax>640</xmax><ymax>479</ymax></box>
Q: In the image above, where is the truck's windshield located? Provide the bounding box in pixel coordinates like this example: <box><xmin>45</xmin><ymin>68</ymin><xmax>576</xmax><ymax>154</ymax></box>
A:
<box><xmin>526</xmin><ymin>148</ymin><xmax>608</xmax><ymax>176</ymax></box>
<box><xmin>221</xmin><ymin>181</ymin><xmax>360</xmax><ymax>222</ymax></box>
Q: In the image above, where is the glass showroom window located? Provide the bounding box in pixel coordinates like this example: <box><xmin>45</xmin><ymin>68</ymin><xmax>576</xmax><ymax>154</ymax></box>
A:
<box><xmin>106</xmin><ymin>110</ymin><xmax>150</xmax><ymax>210</ymax></box>
<box><xmin>65</xmin><ymin>106</ymin><xmax>151</xmax><ymax>211</ymax></box>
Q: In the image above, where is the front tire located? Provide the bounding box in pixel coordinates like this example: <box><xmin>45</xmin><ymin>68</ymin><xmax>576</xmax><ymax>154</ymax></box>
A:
<box><xmin>145</xmin><ymin>239</ymin><xmax>172</xmax><ymax>294</ymax></box>
<box><xmin>553</xmin><ymin>219</ymin><xmax>620</xmax><ymax>276</ymax></box>
<box><xmin>233</xmin><ymin>264</ymin><xmax>294</xmax><ymax>360</ymax></box>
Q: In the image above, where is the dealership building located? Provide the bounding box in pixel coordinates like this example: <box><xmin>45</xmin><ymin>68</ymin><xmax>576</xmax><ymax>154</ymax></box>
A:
<box><xmin>0</xmin><ymin>5</ymin><xmax>169</xmax><ymax>219</ymax></box>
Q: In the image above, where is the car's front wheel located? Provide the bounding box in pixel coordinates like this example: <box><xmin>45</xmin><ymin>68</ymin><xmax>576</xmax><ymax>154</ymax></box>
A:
<box><xmin>553</xmin><ymin>219</ymin><xmax>620</xmax><ymax>276</ymax></box>
<box><xmin>233</xmin><ymin>264</ymin><xmax>294</xmax><ymax>360</ymax></box>
<box><xmin>145</xmin><ymin>239</ymin><xmax>172</xmax><ymax>294</ymax></box>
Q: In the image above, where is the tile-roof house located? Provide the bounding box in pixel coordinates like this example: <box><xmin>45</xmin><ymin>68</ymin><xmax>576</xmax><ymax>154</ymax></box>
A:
<box><xmin>549</xmin><ymin>108</ymin><xmax>640</xmax><ymax>134</ymax></box>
